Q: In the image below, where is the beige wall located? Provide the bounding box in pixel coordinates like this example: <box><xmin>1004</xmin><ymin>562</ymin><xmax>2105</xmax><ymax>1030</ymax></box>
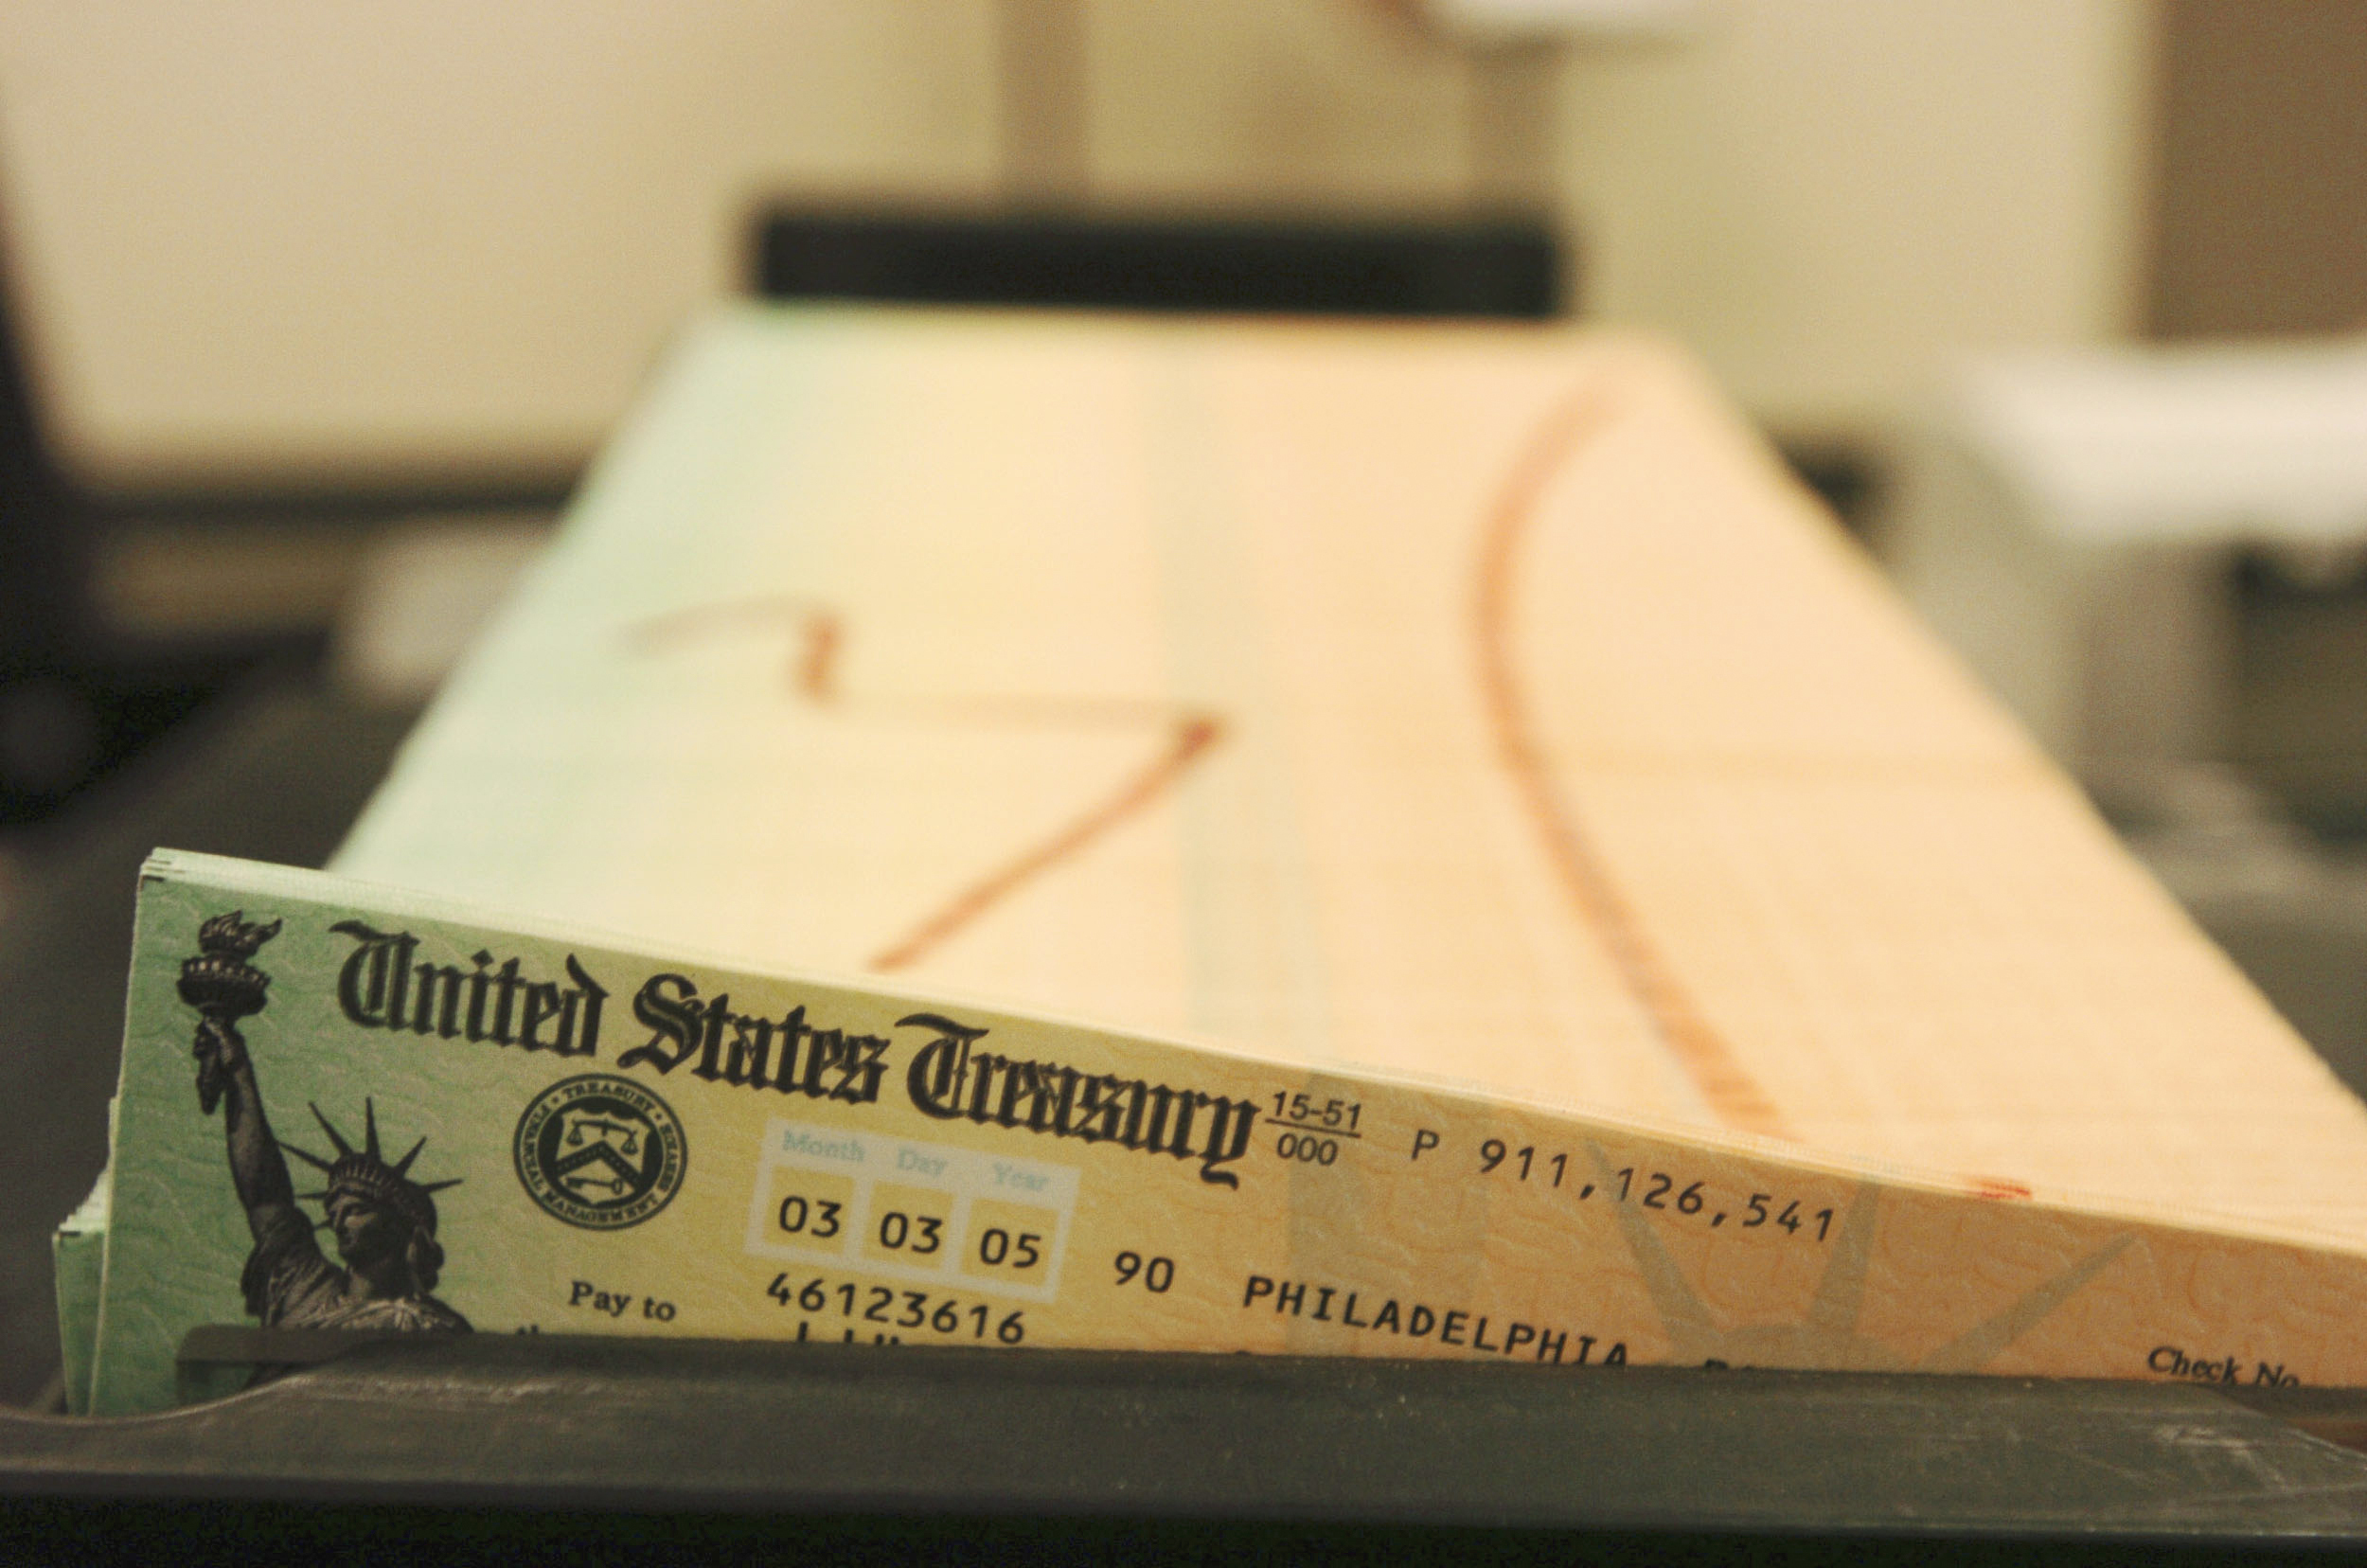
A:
<box><xmin>1561</xmin><ymin>0</ymin><xmax>2149</xmax><ymax>437</ymax></box>
<box><xmin>0</xmin><ymin>0</ymin><xmax>2147</xmax><ymax>490</ymax></box>
<box><xmin>0</xmin><ymin>1</ymin><xmax>1004</xmax><ymax>490</ymax></box>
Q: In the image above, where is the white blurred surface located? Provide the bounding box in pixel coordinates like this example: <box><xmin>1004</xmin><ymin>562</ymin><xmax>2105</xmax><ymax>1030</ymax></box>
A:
<box><xmin>1891</xmin><ymin>341</ymin><xmax>2367</xmax><ymax>781</ymax></box>
<box><xmin>1953</xmin><ymin>342</ymin><xmax>2367</xmax><ymax>544</ymax></box>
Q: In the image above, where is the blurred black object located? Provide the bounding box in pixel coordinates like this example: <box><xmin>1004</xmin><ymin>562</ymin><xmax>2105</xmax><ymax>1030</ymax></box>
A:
<box><xmin>0</xmin><ymin>264</ymin><xmax>76</xmax><ymax>664</ymax></box>
<box><xmin>0</xmin><ymin>257</ymin><xmax>239</xmax><ymax>829</ymax></box>
<box><xmin>2233</xmin><ymin>551</ymin><xmax>2367</xmax><ymax>840</ymax></box>
<box><xmin>756</xmin><ymin>210</ymin><xmax>1564</xmax><ymax>319</ymax></box>
<box><xmin>1780</xmin><ymin>440</ymin><xmax>1887</xmax><ymax>540</ymax></box>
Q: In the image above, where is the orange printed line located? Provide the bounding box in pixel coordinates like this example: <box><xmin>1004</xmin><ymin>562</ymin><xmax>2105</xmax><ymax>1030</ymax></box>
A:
<box><xmin>1474</xmin><ymin>391</ymin><xmax>1795</xmax><ymax>1142</ymax></box>
<box><xmin>870</xmin><ymin>715</ymin><xmax>1224</xmax><ymax>972</ymax></box>
<box><xmin>797</xmin><ymin>613</ymin><xmax>842</xmax><ymax>702</ymax></box>
<box><xmin>627</xmin><ymin>597</ymin><xmax>1226</xmax><ymax>973</ymax></box>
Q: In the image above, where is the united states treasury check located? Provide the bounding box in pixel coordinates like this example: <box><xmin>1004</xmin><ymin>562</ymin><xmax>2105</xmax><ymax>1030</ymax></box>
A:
<box><xmin>80</xmin><ymin>849</ymin><xmax>2367</xmax><ymax>1414</ymax></box>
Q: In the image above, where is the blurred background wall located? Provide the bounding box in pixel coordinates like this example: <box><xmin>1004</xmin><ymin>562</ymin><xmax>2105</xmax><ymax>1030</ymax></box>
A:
<box><xmin>0</xmin><ymin>0</ymin><xmax>2149</xmax><ymax>497</ymax></box>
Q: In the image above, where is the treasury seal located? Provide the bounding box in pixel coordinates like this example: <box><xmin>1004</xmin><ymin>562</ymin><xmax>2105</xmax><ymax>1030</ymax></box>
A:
<box><xmin>513</xmin><ymin>1074</ymin><xmax>686</xmax><ymax>1230</ymax></box>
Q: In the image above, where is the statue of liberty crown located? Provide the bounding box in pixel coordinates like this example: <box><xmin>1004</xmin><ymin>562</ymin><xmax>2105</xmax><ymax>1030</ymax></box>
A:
<box><xmin>281</xmin><ymin>1099</ymin><xmax>461</xmax><ymax>1238</ymax></box>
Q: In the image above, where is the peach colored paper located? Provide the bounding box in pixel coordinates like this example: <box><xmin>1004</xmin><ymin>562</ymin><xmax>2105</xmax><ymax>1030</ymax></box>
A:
<box><xmin>317</xmin><ymin>306</ymin><xmax>2367</xmax><ymax>1381</ymax></box>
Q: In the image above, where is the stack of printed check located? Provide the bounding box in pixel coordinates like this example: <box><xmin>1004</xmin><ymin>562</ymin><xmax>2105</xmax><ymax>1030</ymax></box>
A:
<box><xmin>62</xmin><ymin>309</ymin><xmax>2367</xmax><ymax>1414</ymax></box>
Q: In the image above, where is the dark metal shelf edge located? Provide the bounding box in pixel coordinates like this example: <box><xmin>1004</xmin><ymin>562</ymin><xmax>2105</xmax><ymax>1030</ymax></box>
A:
<box><xmin>9</xmin><ymin>1338</ymin><xmax>2367</xmax><ymax>1541</ymax></box>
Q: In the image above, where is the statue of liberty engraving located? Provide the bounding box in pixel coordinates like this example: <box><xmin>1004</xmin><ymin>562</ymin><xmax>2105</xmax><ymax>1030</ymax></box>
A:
<box><xmin>183</xmin><ymin>911</ymin><xmax>471</xmax><ymax>1333</ymax></box>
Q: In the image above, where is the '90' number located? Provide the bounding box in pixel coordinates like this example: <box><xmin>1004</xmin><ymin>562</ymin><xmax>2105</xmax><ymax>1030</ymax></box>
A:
<box><xmin>1113</xmin><ymin>1251</ymin><xmax>1174</xmax><ymax>1292</ymax></box>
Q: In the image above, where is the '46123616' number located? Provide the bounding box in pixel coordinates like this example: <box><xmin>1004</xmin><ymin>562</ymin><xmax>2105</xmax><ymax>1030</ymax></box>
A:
<box><xmin>766</xmin><ymin>1274</ymin><xmax>1024</xmax><ymax>1342</ymax></box>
